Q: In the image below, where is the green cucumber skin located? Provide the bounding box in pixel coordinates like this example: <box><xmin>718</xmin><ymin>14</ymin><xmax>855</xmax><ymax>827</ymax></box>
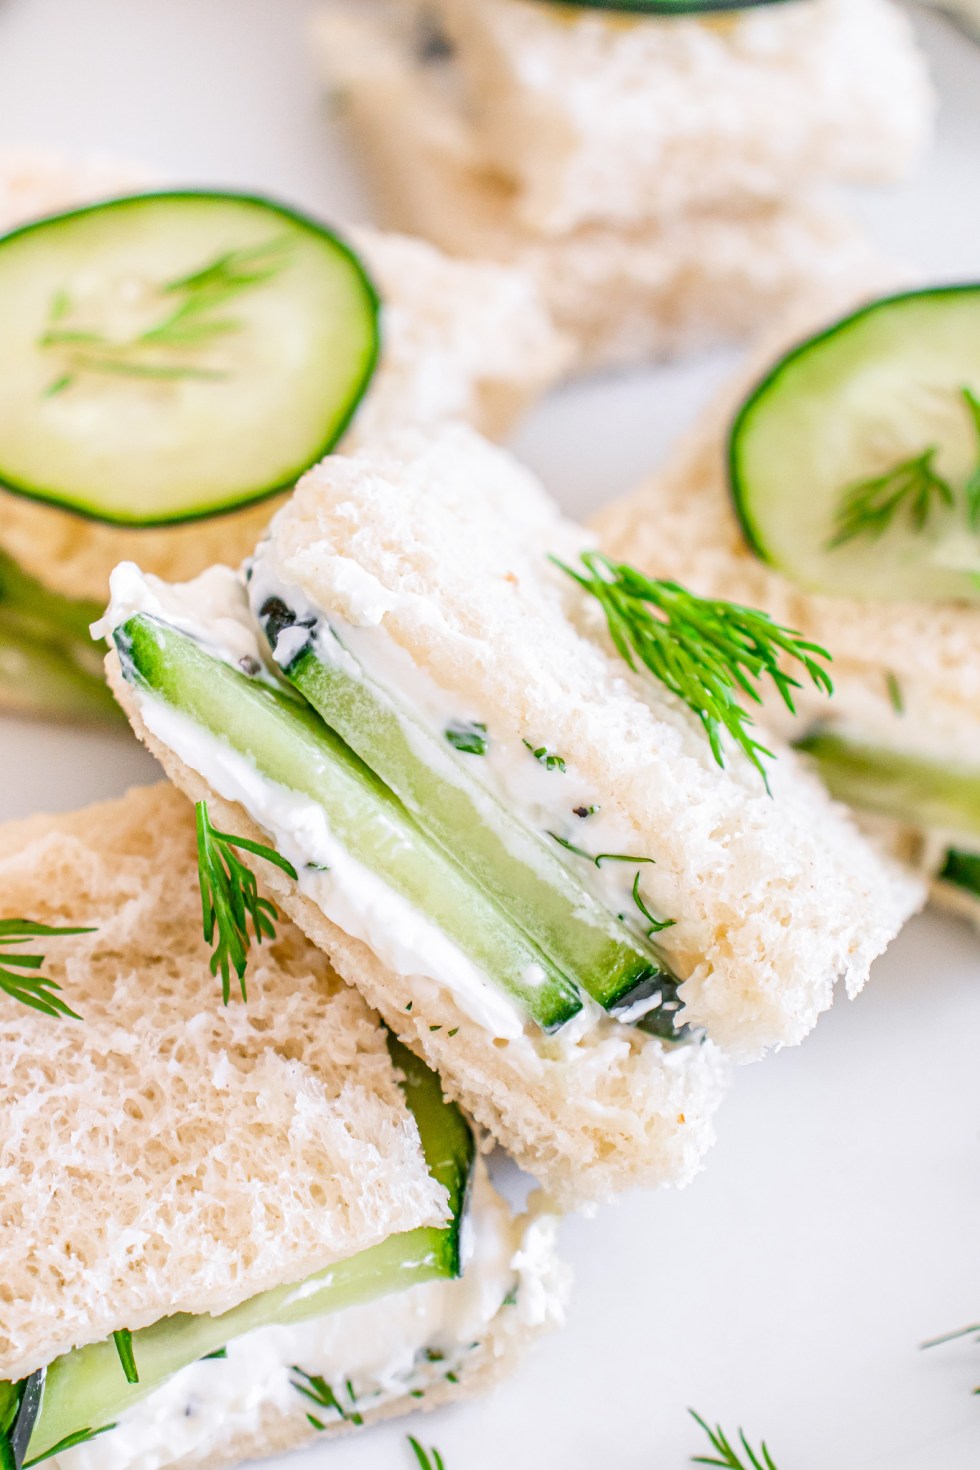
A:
<box><xmin>939</xmin><ymin>848</ymin><xmax>980</xmax><ymax>900</ymax></box>
<box><xmin>116</xmin><ymin>614</ymin><xmax>582</xmax><ymax>1031</ymax></box>
<box><xmin>535</xmin><ymin>0</ymin><xmax>788</xmax><ymax>12</ymax></box>
<box><xmin>279</xmin><ymin>636</ymin><xmax>667</xmax><ymax>1015</ymax></box>
<box><xmin>0</xmin><ymin>550</ymin><xmax>118</xmax><ymax>723</ymax></box>
<box><xmin>729</xmin><ymin>284</ymin><xmax>980</xmax><ymax>603</ymax></box>
<box><xmin>796</xmin><ymin>728</ymin><xmax>980</xmax><ymax>842</ymax></box>
<box><xmin>24</xmin><ymin>1041</ymin><xmax>475</xmax><ymax>1461</ymax></box>
<box><xmin>0</xmin><ymin>191</ymin><xmax>381</xmax><ymax>528</ymax></box>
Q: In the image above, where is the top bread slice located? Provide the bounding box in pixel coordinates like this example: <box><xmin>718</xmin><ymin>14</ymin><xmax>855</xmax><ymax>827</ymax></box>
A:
<box><xmin>313</xmin><ymin>1</ymin><xmax>891</xmax><ymax>373</ymax></box>
<box><xmin>0</xmin><ymin>782</ymin><xmax>447</xmax><ymax>1384</ymax></box>
<box><xmin>593</xmin><ymin>282</ymin><xmax>980</xmax><ymax>861</ymax></box>
<box><xmin>0</xmin><ymin>150</ymin><xmax>569</xmax><ymax>604</ymax></box>
<box><xmin>367</xmin><ymin>0</ymin><xmax>933</xmax><ymax>235</ymax></box>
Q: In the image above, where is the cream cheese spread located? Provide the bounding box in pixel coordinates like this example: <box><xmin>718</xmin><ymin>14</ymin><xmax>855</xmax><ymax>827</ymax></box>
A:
<box><xmin>60</xmin><ymin>1167</ymin><xmax>563</xmax><ymax>1470</ymax></box>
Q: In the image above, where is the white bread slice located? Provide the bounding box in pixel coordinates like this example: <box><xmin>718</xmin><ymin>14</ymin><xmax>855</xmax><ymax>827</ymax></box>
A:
<box><xmin>593</xmin><ymin>281</ymin><xmax>980</xmax><ymax>890</ymax></box>
<box><xmin>0</xmin><ymin>781</ymin><xmax>449</xmax><ymax>1384</ymax></box>
<box><xmin>106</xmin><ymin>426</ymin><xmax>922</xmax><ymax>1200</ymax></box>
<box><xmin>313</xmin><ymin>2</ymin><xmax>889</xmax><ymax>372</ymax></box>
<box><xmin>0</xmin><ymin>151</ymin><xmax>569</xmax><ymax>605</ymax></box>
<box><xmin>424</xmin><ymin>0</ymin><xmax>933</xmax><ymax>235</ymax></box>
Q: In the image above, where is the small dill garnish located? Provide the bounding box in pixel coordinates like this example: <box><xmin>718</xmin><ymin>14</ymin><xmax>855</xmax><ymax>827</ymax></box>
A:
<box><xmin>632</xmin><ymin>872</ymin><xmax>676</xmax><ymax>936</ymax></box>
<box><xmin>444</xmin><ymin>721</ymin><xmax>488</xmax><ymax>756</ymax></box>
<box><xmin>290</xmin><ymin>1367</ymin><xmax>364</xmax><ymax>1429</ymax></box>
<box><xmin>689</xmin><ymin>1410</ymin><xmax>780</xmax><ymax>1470</ymax></box>
<box><xmin>885</xmin><ymin>670</ymin><xmax>905</xmax><ymax>715</ymax></box>
<box><xmin>407</xmin><ymin>1437</ymin><xmax>446</xmax><ymax>1470</ymax></box>
<box><xmin>548</xmin><ymin>833</ymin><xmax>655</xmax><ymax>869</ymax></box>
<box><xmin>23</xmin><ymin>1424</ymin><xmax>117</xmax><ymax>1466</ymax></box>
<box><xmin>523</xmin><ymin>740</ymin><xmax>566</xmax><ymax>772</ymax></box>
<box><xmin>112</xmin><ymin>1330</ymin><xmax>139</xmax><ymax>1385</ymax></box>
<box><xmin>921</xmin><ymin>1322</ymin><xmax>980</xmax><ymax>1394</ymax></box>
<box><xmin>553</xmin><ymin>551</ymin><xmax>831</xmax><ymax>789</ymax></box>
<box><xmin>829</xmin><ymin>448</ymin><xmax>953</xmax><ymax>548</ymax></box>
<box><xmin>195</xmin><ymin>801</ymin><xmax>298</xmax><ymax>1004</ymax></box>
<box><xmin>0</xmin><ymin>919</ymin><xmax>95</xmax><ymax>1020</ymax></box>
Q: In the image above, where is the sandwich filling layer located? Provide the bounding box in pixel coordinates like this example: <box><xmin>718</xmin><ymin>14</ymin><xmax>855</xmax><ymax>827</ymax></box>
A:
<box><xmin>55</xmin><ymin>1166</ymin><xmax>558</xmax><ymax>1470</ymax></box>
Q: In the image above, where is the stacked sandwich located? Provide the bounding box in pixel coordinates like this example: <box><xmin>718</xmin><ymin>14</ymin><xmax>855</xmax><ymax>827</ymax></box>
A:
<box><xmin>0</xmin><ymin>136</ymin><xmax>947</xmax><ymax>1470</ymax></box>
<box><xmin>0</xmin><ymin>153</ymin><xmax>569</xmax><ymax>724</ymax></box>
<box><xmin>595</xmin><ymin>278</ymin><xmax>980</xmax><ymax>928</ymax></box>
<box><xmin>312</xmin><ymin>0</ymin><xmax>934</xmax><ymax>370</ymax></box>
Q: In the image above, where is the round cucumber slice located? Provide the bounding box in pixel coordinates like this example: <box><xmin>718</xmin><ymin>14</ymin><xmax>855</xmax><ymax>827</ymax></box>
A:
<box><xmin>729</xmin><ymin>285</ymin><xmax>980</xmax><ymax>604</ymax></box>
<box><xmin>534</xmin><ymin>1</ymin><xmax>790</xmax><ymax>14</ymax></box>
<box><xmin>0</xmin><ymin>191</ymin><xmax>380</xmax><ymax>527</ymax></box>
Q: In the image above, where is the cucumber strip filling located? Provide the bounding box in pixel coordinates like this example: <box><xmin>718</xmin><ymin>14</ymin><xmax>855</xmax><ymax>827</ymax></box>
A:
<box><xmin>7</xmin><ymin>1044</ymin><xmax>499</xmax><ymax>1464</ymax></box>
<box><xmin>114</xmin><ymin>611</ymin><xmax>583</xmax><ymax>1034</ymax></box>
<box><xmin>0</xmin><ymin>552</ymin><xmax>116</xmax><ymax>722</ymax></box>
<box><xmin>252</xmin><ymin>585</ymin><xmax>676</xmax><ymax>1019</ymax></box>
<box><xmin>796</xmin><ymin>727</ymin><xmax>980</xmax><ymax>844</ymax></box>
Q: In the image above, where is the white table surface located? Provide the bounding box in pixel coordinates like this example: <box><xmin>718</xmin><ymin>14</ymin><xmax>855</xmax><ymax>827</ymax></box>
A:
<box><xmin>0</xmin><ymin>5</ymin><xmax>977</xmax><ymax>1469</ymax></box>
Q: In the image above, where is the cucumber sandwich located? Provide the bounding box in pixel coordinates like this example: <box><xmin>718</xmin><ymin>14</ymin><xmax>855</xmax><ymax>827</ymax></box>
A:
<box><xmin>596</xmin><ymin>279</ymin><xmax>980</xmax><ymax>927</ymax></box>
<box><xmin>0</xmin><ymin>152</ymin><xmax>568</xmax><ymax>723</ymax></box>
<box><xmin>312</xmin><ymin>0</ymin><xmax>931</xmax><ymax>370</ymax></box>
<box><xmin>100</xmin><ymin>424</ymin><xmax>919</xmax><ymax>1205</ymax></box>
<box><xmin>0</xmin><ymin>783</ymin><xmax>564</xmax><ymax>1470</ymax></box>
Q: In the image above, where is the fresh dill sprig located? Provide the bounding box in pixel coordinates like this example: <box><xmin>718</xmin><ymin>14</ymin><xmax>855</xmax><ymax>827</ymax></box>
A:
<box><xmin>195</xmin><ymin>801</ymin><xmax>298</xmax><ymax>1004</ymax></box>
<box><xmin>23</xmin><ymin>1424</ymin><xmax>117</xmax><ymax>1466</ymax></box>
<box><xmin>548</xmin><ymin>833</ymin><xmax>655</xmax><ymax>869</ymax></box>
<box><xmin>290</xmin><ymin>1367</ymin><xmax>364</xmax><ymax>1428</ymax></box>
<box><xmin>39</xmin><ymin>236</ymin><xmax>292</xmax><ymax>396</ymax></box>
<box><xmin>0</xmin><ymin>919</ymin><xmax>95</xmax><ymax>1020</ymax></box>
<box><xmin>553</xmin><ymin>551</ymin><xmax>832</xmax><ymax>788</ymax></box>
<box><xmin>523</xmin><ymin>740</ymin><xmax>566</xmax><ymax>772</ymax></box>
<box><xmin>112</xmin><ymin>1330</ymin><xmax>139</xmax><ymax>1385</ymax></box>
<box><xmin>407</xmin><ymin>1437</ymin><xmax>446</xmax><ymax>1470</ymax></box>
<box><xmin>921</xmin><ymin>1322</ymin><xmax>980</xmax><ymax>1394</ymax></box>
<box><xmin>631</xmin><ymin>871</ymin><xmax>676</xmax><ymax>935</ymax></box>
<box><xmin>830</xmin><ymin>386</ymin><xmax>980</xmax><ymax>545</ymax></box>
<box><xmin>828</xmin><ymin>447</ymin><xmax>953</xmax><ymax>549</ymax></box>
<box><xmin>885</xmin><ymin>670</ymin><xmax>905</xmax><ymax>716</ymax></box>
<box><xmin>689</xmin><ymin>1410</ymin><xmax>780</xmax><ymax>1470</ymax></box>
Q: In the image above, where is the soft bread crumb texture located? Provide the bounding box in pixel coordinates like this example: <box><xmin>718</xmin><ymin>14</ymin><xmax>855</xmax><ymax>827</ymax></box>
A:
<box><xmin>313</xmin><ymin>3</ymin><xmax>892</xmax><ymax>371</ymax></box>
<box><xmin>0</xmin><ymin>150</ymin><xmax>568</xmax><ymax>603</ymax></box>
<box><xmin>593</xmin><ymin>279</ymin><xmax>980</xmax><ymax>784</ymax></box>
<box><xmin>110</xmin><ymin>661</ymin><xmax>730</xmax><ymax>1210</ymax></box>
<box><xmin>0</xmin><ymin>783</ymin><xmax>446</xmax><ymax>1383</ymax></box>
<box><xmin>431</xmin><ymin>0</ymin><xmax>933</xmax><ymax>233</ymax></box>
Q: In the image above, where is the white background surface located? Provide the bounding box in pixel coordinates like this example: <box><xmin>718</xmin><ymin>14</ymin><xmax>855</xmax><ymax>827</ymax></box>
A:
<box><xmin>0</xmin><ymin>5</ymin><xmax>977</xmax><ymax>1469</ymax></box>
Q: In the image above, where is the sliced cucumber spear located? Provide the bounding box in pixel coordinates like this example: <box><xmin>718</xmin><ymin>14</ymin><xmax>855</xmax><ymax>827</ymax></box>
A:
<box><xmin>0</xmin><ymin>551</ymin><xmax>117</xmax><ymax>723</ymax></box>
<box><xmin>730</xmin><ymin>286</ymin><xmax>980</xmax><ymax>603</ymax></box>
<box><xmin>115</xmin><ymin>614</ymin><xmax>582</xmax><ymax>1031</ymax></box>
<box><xmin>0</xmin><ymin>191</ymin><xmax>379</xmax><ymax>527</ymax></box>
<box><xmin>256</xmin><ymin>597</ymin><xmax>673</xmax><ymax>1018</ymax></box>
<box><xmin>796</xmin><ymin>728</ymin><xmax>980</xmax><ymax>842</ymax></box>
<box><xmin>17</xmin><ymin>1040</ymin><xmax>475</xmax><ymax>1463</ymax></box>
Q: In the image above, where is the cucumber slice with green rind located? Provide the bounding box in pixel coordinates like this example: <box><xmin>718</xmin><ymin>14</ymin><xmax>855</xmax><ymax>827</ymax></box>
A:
<box><xmin>796</xmin><ymin>727</ymin><xmax>980</xmax><ymax>841</ymax></box>
<box><xmin>19</xmin><ymin>1042</ymin><xmax>475</xmax><ymax>1461</ymax></box>
<box><xmin>729</xmin><ymin>286</ymin><xmax>980</xmax><ymax>604</ymax></box>
<box><xmin>0</xmin><ymin>191</ymin><xmax>380</xmax><ymax>527</ymax></box>
<box><xmin>259</xmin><ymin>607</ymin><xmax>673</xmax><ymax>1018</ymax></box>
<box><xmin>116</xmin><ymin>614</ymin><xmax>582</xmax><ymax>1031</ymax></box>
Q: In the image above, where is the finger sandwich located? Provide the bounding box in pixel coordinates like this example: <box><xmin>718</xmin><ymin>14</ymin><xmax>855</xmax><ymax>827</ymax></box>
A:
<box><xmin>0</xmin><ymin>782</ymin><xmax>565</xmax><ymax>1470</ymax></box>
<box><xmin>100</xmin><ymin>424</ymin><xmax>922</xmax><ymax>1206</ymax></box>
<box><xmin>0</xmin><ymin>152</ymin><xmax>568</xmax><ymax>723</ymax></box>
<box><xmin>312</xmin><ymin>0</ymin><xmax>932</xmax><ymax>371</ymax></box>
<box><xmin>594</xmin><ymin>279</ymin><xmax>980</xmax><ymax>930</ymax></box>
